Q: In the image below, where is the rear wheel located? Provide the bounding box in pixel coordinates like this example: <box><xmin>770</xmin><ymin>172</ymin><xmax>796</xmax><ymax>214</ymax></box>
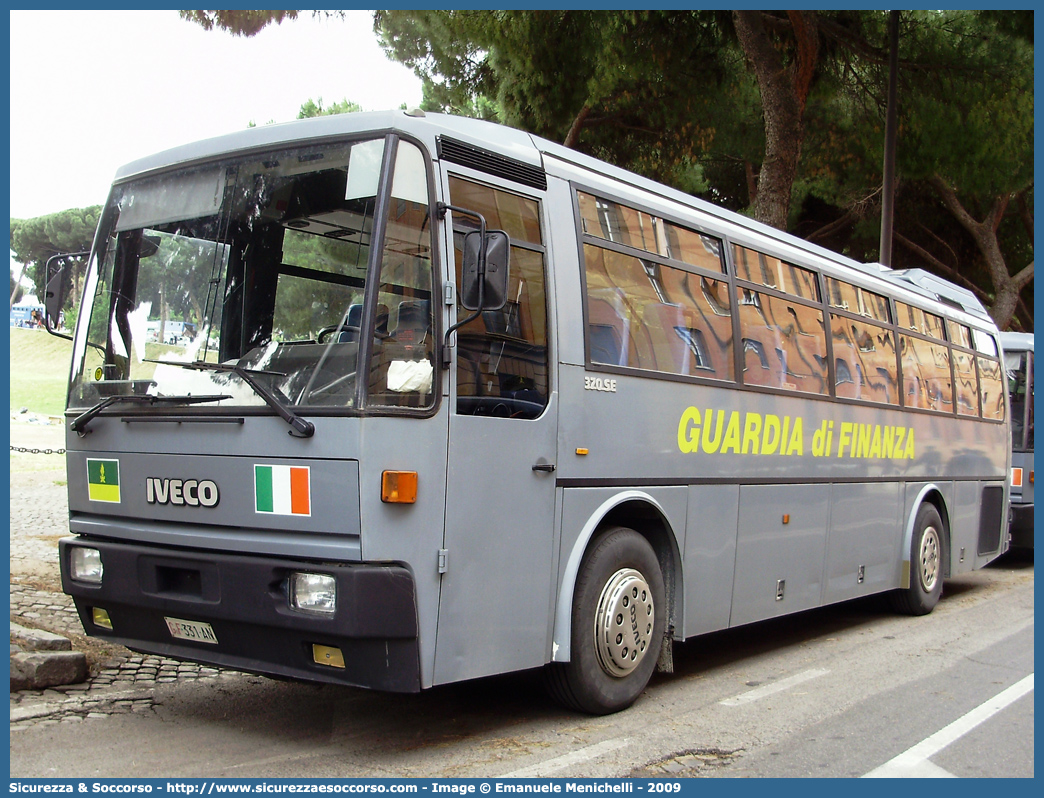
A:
<box><xmin>545</xmin><ymin>527</ymin><xmax>666</xmax><ymax>714</ymax></box>
<box><xmin>891</xmin><ymin>503</ymin><xmax>945</xmax><ymax>615</ymax></box>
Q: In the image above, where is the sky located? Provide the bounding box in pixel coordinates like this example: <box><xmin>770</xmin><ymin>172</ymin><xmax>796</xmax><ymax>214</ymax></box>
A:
<box><xmin>8</xmin><ymin>10</ymin><xmax>423</xmax><ymax>223</ymax></box>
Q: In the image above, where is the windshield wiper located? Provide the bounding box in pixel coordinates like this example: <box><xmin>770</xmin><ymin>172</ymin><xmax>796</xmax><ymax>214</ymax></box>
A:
<box><xmin>148</xmin><ymin>360</ymin><xmax>315</xmax><ymax>438</ymax></box>
<box><xmin>71</xmin><ymin>393</ymin><xmax>232</xmax><ymax>434</ymax></box>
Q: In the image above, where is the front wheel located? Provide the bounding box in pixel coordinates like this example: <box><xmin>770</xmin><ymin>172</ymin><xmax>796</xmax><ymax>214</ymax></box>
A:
<box><xmin>891</xmin><ymin>503</ymin><xmax>945</xmax><ymax>616</ymax></box>
<box><xmin>545</xmin><ymin>527</ymin><xmax>666</xmax><ymax>714</ymax></box>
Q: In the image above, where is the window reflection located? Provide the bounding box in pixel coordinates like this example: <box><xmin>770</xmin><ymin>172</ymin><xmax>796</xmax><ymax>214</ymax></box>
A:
<box><xmin>449</xmin><ymin>177</ymin><xmax>541</xmax><ymax>244</ymax></box>
<box><xmin>733</xmin><ymin>245</ymin><xmax>819</xmax><ymax>301</ymax></box>
<box><xmin>825</xmin><ymin>277</ymin><xmax>891</xmax><ymax>323</ymax></box>
<box><xmin>739</xmin><ymin>290</ymin><xmax>827</xmax><ymax>394</ymax></box>
<box><xmin>577</xmin><ymin>192</ymin><xmax>725</xmax><ymax>275</ymax></box>
<box><xmin>830</xmin><ymin>315</ymin><xmax>898</xmax><ymax>405</ymax></box>
<box><xmin>896</xmin><ymin>302</ymin><xmax>945</xmax><ymax>340</ymax></box>
<box><xmin>583</xmin><ymin>244</ymin><xmax>733</xmax><ymax>381</ymax></box>
<box><xmin>952</xmin><ymin>350</ymin><xmax>979</xmax><ymax>416</ymax></box>
<box><xmin>978</xmin><ymin>357</ymin><xmax>1006</xmax><ymax>421</ymax></box>
<box><xmin>450</xmin><ymin>178</ymin><xmax>549</xmax><ymax>419</ymax></box>
<box><xmin>901</xmin><ymin>335</ymin><xmax>953</xmax><ymax>412</ymax></box>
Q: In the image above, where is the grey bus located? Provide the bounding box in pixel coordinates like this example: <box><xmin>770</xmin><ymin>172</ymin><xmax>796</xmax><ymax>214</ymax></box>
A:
<box><xmin>1001</xmin><ymin>332</ymin><xmax>1033</xmax><ymax>549</ymax></box>
<box><xmin>49</xmin><ymin>110</ymin><xmax>1010</xmax><ymax>714</ymax></box>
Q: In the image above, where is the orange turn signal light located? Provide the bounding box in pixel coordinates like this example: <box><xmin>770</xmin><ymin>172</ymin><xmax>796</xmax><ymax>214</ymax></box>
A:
<box><xmin>381</xmin><ymin>471</ymin><xmax>418</xmax><ymax>504</ymax></box>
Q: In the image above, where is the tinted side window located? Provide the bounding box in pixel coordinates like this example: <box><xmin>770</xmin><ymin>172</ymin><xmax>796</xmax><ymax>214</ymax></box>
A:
<box><xmin>733</xmin><ymin>245</ymin><xmax>819</xmax><ymax>301</ymax></box>
<box><xmin>900</xmin><ymin>335</ymin><xmax>953</xmax><ymax>413</ymax></box>
<box><xmin>896</xmin><ymin>301</ymin><xmax>945</xmax><ymax>341</ymax></box>
<box><xmin>739</xmin><ymin>289</ymin><xmax>827</xmax><ymax>395</ymax></box>
<box><xmin>952</xmin><ymin>349</ymin><xmax>979</xmax><ymax>417</ymax></box>
<box><xmin>582</xmin><ymin>244</ymin><xmax>734</xmax><ymax>381</ymax></box>
<box><xmin>830</xmin><ymin>315</ymin><xmax>899</xmax><ymax>405</ymax></box>
<box><xmin>732</xmin><ymin>245</ymin><xmax>827</xmax><ymax>396</ymax></box>
<box><xmin>578</xmin><ymin>192</ymin><xmax>725</xmax><ymax>275</ymax></box>
<box><xmin>449</xmin><ymin>177</ymin><xmax>548</xmax><ymax>419</ymax></box>
<box><xmin>978</xmin><ymin>356</ymin><xmax>1006</xmax><ymax>421</ymax></box>
<box><xmin>946</xmin><ymin>320</ymin><xmax>973</xmax><ymax>349</ymax></box>
<box><xmin>825</xmin><ymin>277</ymin><xmax>891</xmax><ymax>323</ymax></box>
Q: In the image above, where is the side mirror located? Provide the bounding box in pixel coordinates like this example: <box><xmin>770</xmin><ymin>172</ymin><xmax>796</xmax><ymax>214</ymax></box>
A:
<box><xmin>43</xmin><ymin>251</ymin><xmax>87</xmax><ymax>340</ymax></box>
<box><xmin>460</xmin><ymin>229</ymin><xmax>510</xmax><ymax>311</ymax></box>
<box><xmin>43</xmin><ymin>256</ymin><xmax>67</xmax><ymax>331</ymax></box>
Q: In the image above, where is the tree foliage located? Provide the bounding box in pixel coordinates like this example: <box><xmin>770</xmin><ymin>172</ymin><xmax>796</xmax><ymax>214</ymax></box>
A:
<box><xmin>179</xmin><ymin>10</ymin><xmax>303</xmax><ymax>36</ymax></box>
<box><xmin>297</xmin><ymin>97</ymin><xmax>362</xmax><ymax>118</ymax></box>
<box><xmin>829</xmin><ymin>11</ymin><xmax>1034</xmax><ymax>329</ymax></box>
<box><xmin>10</xmin><ymin>206</ymin><xmax>100</xmax><ymax>308</ymax></box>
<box><xmin>377</xmin><ymin>10</ymin><xmax>738</xmax><ymax>186</ymax></box>
<box><xmin>137</xmin><ymin>10</ymin><xmax>1044</xmax><ymax>328</ymax></box>
<box><xmin>373</xmin><ymin>9</ymin><xmax>1032</xmax><ymax>328</ymax></box>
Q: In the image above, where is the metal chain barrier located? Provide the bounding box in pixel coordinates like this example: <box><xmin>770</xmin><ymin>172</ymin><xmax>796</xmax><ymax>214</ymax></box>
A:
<box><xmin>9</xmin><ymin>445</ymin><xmax>66</xmax><ymax>455</ymax></box>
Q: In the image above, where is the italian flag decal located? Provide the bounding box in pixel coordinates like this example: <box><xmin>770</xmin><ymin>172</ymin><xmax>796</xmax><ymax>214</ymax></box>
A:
<box><xmin>86</xmin><ymin>458</ymin><xmax>121</xmax><ymax>503</ymax></box>
<box><xmin>254</xmin><ymin>465</ymin><xmax>311</xmax><ymax>516</ymax></box>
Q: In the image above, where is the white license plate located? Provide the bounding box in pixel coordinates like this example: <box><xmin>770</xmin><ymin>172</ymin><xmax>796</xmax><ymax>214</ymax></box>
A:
<box><xmin>164</xmin><ymin>616</ymin><xmax>219</xmax><ymax>645</ymax></box>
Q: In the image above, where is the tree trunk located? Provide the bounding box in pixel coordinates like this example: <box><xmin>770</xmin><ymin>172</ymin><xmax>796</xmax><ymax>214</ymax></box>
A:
<box><xmin>928</xmin><ymin>174</ymin><xmax>1034</xmax><ymax>330</ymax></box>
<box><xmin>10</xmin><ymin>262</ymin><xmax>26</xmax><ymax>308</ymax></box>
<box><xmin>73</xmin><ymin>264</ymin><xmax>83</xmax><ymax>315</ymax></box>
<box><xmin>563</xmin><ymin>105</ymin><xmax>591</xmax><ymax>149</ymax></box>
<box><xmin>733</xmin><ymin>10</ymin><xmax>819</xmax><ymax>231</ymax></box>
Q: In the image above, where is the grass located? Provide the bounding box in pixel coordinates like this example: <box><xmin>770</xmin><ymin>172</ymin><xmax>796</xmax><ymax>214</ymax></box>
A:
<box><xmin>9</xmin><ymin>327</ymin><xmax>73</xmax><ymax>416</ymax></box>
<box><xmin>8</xmin><ymin>328</ymin><xmax>197</xmax><ymax>417</ymax></box>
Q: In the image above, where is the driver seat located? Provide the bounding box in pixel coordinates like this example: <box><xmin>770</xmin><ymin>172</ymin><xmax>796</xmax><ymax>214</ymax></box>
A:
<box><xmin>337</xmin><ymin>304</ymin><xmax>364</xmax><ymax>343</ymax></box>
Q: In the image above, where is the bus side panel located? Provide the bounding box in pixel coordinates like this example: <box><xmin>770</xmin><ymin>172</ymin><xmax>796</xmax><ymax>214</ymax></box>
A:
<box><xmin>823</xmin><ymin>482</ymin><xmax>903</xmax><ymax>604</ymax></box>
<box><xmin>553</xmin><ymin>486</ymin><xmax>688</xmax><ymax>663</ymax></box>
<box><xmin>681</xmin><ymin>484</ymin><xmax>739</xmax><ymax>638</ymax></box>
<box><xmin>355</xmin><ymin>414</ymin><xmax>451</xmax><ymax>691</ymax></box>
<box><xmin>948</xmin><ymin>480</ymin><xmax>983</xmax><ymax>576</ymax></box>
<box><xmin>730</xmin><ymin>484</ymin><xmax>829</xmax><ymax>627</ymax></box>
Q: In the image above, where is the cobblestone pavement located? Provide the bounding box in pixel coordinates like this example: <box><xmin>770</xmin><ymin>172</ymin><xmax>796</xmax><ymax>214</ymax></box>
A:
<box><xmin>10</xmin><ymin>568</ymin><xmax>234</xmax><ymax>732</ymax></box>
<box><xmin>10</xmin><ymin>417</ymin><xmax>238</xmax><ymax>729</ymax></box>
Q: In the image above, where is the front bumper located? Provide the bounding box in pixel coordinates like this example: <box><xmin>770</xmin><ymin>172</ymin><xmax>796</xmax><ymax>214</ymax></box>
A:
<box><xmin>60</xmin><ymin>537</ymin><xmax>421</xmax><ymax>692</ymax></box>
<box><xmin>1009</xmin><ymin>503</ymin><xmax>1034</xmax><ymax>549</ymax></box>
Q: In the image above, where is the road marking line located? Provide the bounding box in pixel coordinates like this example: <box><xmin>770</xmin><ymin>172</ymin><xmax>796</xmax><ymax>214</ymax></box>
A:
<box><xmin>502</xmin><ymin>738</ymin><xmax>629</xmax><ymax>778</ymax></box>
<box><xmin>862</xmin><ymin>673</ymin><xmax>1034</xmax><ymax>778</ymax></box>
<box><xmin>720</xmin><ymin>668</ymin><xmax>830</xmax><ymax>706</ymax></box>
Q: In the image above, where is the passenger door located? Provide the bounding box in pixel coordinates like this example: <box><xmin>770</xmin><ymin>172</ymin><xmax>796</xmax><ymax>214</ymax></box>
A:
<box><xmin>434</xmin><ymin>173</ymin><xmax>559</xmax><ymax>684</ymax></box>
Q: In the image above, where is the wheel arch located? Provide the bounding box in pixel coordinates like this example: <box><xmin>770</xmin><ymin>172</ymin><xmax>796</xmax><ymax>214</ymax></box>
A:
<box><xmin>551</xmin><ymin>490</ymin><xmax>682</xmax><ymax>663</ymax></box>
<box><xmin>901</xmin><ymin>484</ymin><xmax>951</xmax><ymax>588</ymax></box>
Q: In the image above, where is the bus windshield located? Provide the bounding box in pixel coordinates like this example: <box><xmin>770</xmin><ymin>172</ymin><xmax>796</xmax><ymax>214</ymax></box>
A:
<box><xmin>1005</xmin><ymin>348</ymin><xmax>1034</xmax><ymax>451</ymax></box>
<box><xmin>69</xmin><ymin>137</ymin><xmax>436</xmax><ymax>415</ymax></box>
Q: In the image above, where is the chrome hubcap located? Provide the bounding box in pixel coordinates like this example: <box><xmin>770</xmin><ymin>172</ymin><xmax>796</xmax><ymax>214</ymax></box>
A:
<box><xmin>594</xmin><ymin>568</ymin><xmax>655</xmax><ymax>678</ymax></box>
<box><xmin>919</xmin><ymin>525</ymin><xmax>940</xmax><ymax>592</ymax></box>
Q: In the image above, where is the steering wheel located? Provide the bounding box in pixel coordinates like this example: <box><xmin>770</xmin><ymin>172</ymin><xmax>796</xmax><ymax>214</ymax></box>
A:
<box><xmin>316</xmin><ymin>324</ymin><xmax>360</xmax><ymax>344</ymax></box>
<box><xmin>303</xmin><ymin>370</ymin><xmax>357</xmax><ymax>403</ymax></box>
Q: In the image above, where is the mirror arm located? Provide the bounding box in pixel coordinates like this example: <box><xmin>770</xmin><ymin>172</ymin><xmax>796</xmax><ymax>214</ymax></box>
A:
<box><xmin>438</xmin><ymin>204</ymin><xmax>489</xmax><ymax>369</ymax></box>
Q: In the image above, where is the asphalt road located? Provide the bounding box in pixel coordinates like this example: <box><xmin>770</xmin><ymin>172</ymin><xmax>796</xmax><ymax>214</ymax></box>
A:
<box><xmin>10</xmin><ymin>550</ymin><xmax>1033</xmax><ymax>779</ymax></box>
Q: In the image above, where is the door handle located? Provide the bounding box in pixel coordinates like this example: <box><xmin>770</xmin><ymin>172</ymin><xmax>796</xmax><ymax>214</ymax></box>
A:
<box><xmin>532</xmin><ymin>462</ymin><xmax>556</xmax><ymax>473</ymax></box>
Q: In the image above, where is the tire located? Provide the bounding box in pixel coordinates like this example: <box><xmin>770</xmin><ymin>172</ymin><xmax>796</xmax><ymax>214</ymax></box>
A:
<box><xmin>890</xmin><ymin>503</ymin><xmax>945</xmax><ymax>616</ymax></box>
<box><xmin>545</xmin><ymin>526</ymin><xmax>666</xmax><ymax>714</ymax></box>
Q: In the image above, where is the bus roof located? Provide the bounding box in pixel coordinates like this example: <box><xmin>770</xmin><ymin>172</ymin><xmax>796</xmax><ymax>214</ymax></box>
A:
<box><xmin>112</xmin><ymin>109</ymin><xmax>995</xmax><ymax>328</ymax></box>
<box><xmin>1000</xmin><ymin>331</ymin><xmax>1034</xmax><ymax>353</ymax></box>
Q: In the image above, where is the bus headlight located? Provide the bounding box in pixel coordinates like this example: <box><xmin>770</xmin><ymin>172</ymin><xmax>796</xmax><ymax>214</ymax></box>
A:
<box><xmin>70</xmin><ymin>547</ymin><xmax>103</xmax><ymax>583</ymax></box>
<box><xmin>290</xmin><ymin>572</ymin><xmax>336</xmax><ymax>615</ymax></box>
